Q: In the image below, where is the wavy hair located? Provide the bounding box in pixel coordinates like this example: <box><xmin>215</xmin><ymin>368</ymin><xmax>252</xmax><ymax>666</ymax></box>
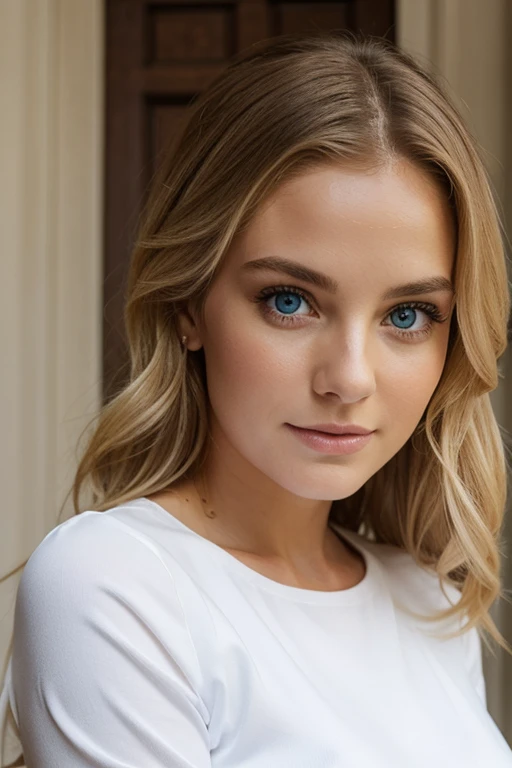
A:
<box><xmin>2</xmin><ymin>29</ymin><xmax>512</xmax><ymax>767</ymax></box>
<box><xmin>77</xmin><ymin>29</ymin><xmax>512</xmax><ymax>647</ymax></box>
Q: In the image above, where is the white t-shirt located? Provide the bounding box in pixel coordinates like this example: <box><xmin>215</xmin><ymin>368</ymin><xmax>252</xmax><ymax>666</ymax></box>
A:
<box><xmin>2</xmin><ymin>497</ymin><xmax>512</xmax><ymax>767</ymax></box>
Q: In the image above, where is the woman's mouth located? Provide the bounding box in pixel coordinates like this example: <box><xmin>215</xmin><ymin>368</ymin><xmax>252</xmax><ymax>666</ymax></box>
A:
<box><xmin>285</xmin><ymin>424</ymin><xmax>375</xmax><ymax>455</ymax></box>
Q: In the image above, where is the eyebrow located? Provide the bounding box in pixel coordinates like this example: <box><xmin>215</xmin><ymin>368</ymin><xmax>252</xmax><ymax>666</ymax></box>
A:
<box><xmin>241</xmin><ymin>256</ymin><xmax>454</xmax><ymax>300</ymax></box>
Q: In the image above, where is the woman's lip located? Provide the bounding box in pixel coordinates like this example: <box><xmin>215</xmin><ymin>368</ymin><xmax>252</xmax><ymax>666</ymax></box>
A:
<box><xmin>285</xmin><ymin>424</ymin><xmax>375</xmax><ymax>455</ymax></box>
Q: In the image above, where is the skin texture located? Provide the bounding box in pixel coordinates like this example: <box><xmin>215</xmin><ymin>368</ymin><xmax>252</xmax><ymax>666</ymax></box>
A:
<box><xmin>149</xmin><ymin>158</ymin><xmax>456</xmax><ymax>590</ymax></box>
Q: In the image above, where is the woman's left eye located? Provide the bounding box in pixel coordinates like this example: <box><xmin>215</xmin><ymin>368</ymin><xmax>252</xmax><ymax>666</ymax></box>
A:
<box><xmin>253</xmin><ymin>285</ymin><xmax>447</xmax><ymax>339</ymax></box>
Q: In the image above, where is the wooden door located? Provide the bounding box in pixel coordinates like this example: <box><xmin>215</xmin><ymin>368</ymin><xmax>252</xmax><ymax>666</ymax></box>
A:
<box><xmin>104</xmin><ymin>0</ymin><xmax>395</xmax><ymax>401</ymax></box>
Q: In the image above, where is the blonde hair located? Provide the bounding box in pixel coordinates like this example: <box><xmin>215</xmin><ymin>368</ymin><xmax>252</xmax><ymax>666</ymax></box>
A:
<box><xmin>2</xmin><ymin>29</ymin><xmax>512</xmax><ymax>766</ymax></box>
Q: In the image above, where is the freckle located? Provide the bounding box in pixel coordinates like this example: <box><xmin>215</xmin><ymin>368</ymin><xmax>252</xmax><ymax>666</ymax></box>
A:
<box><xmin>201</xmin><ymin>497</ymin><xmax>207</xmax><ymax>503</ymax></box>
<box><xmin>185</xmin><ymin>498</ymin><xmax>189</xmax><ymax>502</ymax></box>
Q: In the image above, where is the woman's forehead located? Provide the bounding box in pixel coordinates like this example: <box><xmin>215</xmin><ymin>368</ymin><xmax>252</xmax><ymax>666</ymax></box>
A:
<box><xmin>223</xmin><ymin>162</ymin><xmax>456</xmax><ymax>280</ymax></box>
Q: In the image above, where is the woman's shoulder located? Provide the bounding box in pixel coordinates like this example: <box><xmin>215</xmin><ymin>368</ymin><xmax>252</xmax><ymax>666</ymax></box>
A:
<box><xmin>342</xmin><ymin>527</ymin><xmax>462</xmax><ymax>613</ymax></box>
<box><xmin>25</xmin><ymin>504</ymin><xmax>159</xmax><ymax>568</ymax></box>
<box><xmin>18</xmin><ymin>502</ymin><xmax>190</xmax><ymax>614</ymax></box>
<box><xmin>17</xmin><ymin>500</ymin><xmax>218</xmax><ymax>648</ymax></box>
<box><xmin>14</xmin><ymin>503</ymin><xmax>216</xmax><ymax>681</ymax></box>
<box><xmin>24</xmin><ymin>496</ymin><xmax>193</xmax><ymax>567</ymax></box>
<box><xmin>10</xmin><ymin>505</ymin><xmax>213</xmax><ymax>765</ymax></box>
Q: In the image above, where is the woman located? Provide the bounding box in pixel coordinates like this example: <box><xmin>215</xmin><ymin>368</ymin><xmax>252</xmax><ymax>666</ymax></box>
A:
<box><xmin>1</xmin><ymin>31</ymin><xmax>512</xmax><ymax>767</ymax></box>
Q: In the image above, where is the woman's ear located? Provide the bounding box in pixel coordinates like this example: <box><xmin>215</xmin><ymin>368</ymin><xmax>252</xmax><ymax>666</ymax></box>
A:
<box><xmin>176</xmin><ymin>302</ymin><xmax>203</xmax><ymax>351</ymax></box>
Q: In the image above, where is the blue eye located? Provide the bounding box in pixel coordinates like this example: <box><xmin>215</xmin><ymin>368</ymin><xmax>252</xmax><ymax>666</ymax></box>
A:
<box><xmin>274</xmin><ymin>292</ymin><xmax>305</xmax><ymax>315</ymax></box>
<box><xmin>253</xmin><ymin>284</ymin><xmax>447</xmax><ymax>340</ymax></box>
<box><xmin>390</xmin><ymin>306</ymin><xmax>418</xmax><ymax>329</ymax></box>
<box><xmin>255</xmin><ymin>286</ymin><xmax>313</xmax><ymax>323</ymax></box>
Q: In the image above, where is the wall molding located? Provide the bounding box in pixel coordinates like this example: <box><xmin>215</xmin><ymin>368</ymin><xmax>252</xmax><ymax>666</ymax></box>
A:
<box><xmin>0</xmin><ymin>1</ymin><xmax>103</xmax><ymax>762</ymax></box>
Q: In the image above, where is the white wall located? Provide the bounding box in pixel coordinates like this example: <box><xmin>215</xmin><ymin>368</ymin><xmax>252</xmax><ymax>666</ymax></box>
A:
<box><xmin>0</xmin><ymin>1</ymin><xmax>103</xmax><ymax>763</ymax></box>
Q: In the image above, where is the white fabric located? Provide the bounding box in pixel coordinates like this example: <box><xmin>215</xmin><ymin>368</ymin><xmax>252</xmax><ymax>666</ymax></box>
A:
<box><xmin>2</xmin><ymin>497</ymin><xmax>512</xmax><ymax>767</ymax></box>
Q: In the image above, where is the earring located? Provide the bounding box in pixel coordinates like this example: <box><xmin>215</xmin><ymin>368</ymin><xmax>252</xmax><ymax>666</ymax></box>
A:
<box><xmin>181</xmin><ymin>335</ymin><xmax>188</xmax><ymax>350</ymax></box>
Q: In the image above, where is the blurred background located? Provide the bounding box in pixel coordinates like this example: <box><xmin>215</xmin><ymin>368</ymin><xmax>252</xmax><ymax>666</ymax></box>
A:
<box><xmin>1</xmin><ymin>0</ymin><xmax>512</xmax><ymax>762</ymax></box>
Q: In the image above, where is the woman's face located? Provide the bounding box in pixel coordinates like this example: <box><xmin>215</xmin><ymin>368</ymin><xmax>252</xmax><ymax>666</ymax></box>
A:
<box><xmin>185</xmin><ymin>159</ymin><xmax>456</xmax><ymax>501</ymax></box>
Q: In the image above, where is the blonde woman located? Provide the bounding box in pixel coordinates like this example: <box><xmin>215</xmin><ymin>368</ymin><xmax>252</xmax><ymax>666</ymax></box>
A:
<box><xmin>1</xmin><ymin>31</ymin><xmax>512</xmax><ymax>767</ymax></box>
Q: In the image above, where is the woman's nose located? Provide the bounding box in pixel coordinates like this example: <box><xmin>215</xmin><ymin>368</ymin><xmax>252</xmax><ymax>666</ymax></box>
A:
<box><xmin>312</xmin><ymin>333</ymin><xmax>377</xmax><ymax>403</ymax></box>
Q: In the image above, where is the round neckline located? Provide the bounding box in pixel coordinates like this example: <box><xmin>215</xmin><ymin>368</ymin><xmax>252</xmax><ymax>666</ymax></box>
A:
<box><xmin>135</xmin><ymin>496</ymin><xmax>377</xmax><ymax>604</ymax></box>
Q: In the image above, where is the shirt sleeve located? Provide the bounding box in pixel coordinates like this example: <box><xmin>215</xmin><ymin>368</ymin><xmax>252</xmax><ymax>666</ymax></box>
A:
<box><xmin>10</xmin><ymin>512</ymin><xmax>212</xmax><ymax>768</ymax></box>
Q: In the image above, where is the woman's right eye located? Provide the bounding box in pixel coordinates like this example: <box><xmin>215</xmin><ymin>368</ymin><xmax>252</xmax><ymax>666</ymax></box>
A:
<box><xmin>253</xmin><ymin>285</ymin><xmax>316</xmax><ymax>325</ymax></box>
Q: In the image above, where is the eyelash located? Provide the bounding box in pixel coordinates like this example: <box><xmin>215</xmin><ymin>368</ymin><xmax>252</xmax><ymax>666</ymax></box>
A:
<box><xmin>253</xmin><ymin>284</ymin><xmax>448</xmax><ymax>340</ymax></box>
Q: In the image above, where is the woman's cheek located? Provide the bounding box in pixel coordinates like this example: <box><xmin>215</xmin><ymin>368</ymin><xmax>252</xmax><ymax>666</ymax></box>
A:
<box><xmin>382</xmin><ymin>352</ymin><xmax>444</xmax><ymax>421</ymax></box>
